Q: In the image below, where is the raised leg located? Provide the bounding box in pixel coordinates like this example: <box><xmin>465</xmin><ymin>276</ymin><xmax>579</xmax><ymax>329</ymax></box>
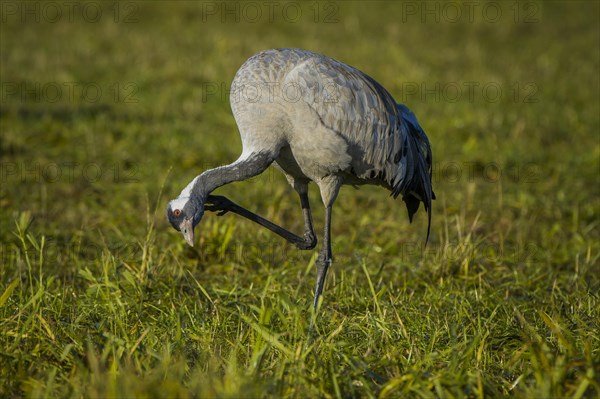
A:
<box><xmin>297</xmin><ymin>188</ymin><xmax>317</xmax><ymax>250</ymax></box>
<box><xmin>205</xmin><ymin>194</ymin><xmax>316</xmax><ymax>250</ymax></box>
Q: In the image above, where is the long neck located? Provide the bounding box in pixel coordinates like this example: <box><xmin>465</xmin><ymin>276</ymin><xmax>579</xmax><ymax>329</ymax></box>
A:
<box><xmin>190</xmin><ymin>151</ymin><xmax>273</xmax><ymax>201</ymax></box>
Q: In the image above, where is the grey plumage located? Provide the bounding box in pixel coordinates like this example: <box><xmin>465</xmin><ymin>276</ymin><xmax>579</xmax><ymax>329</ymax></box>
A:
<box><xmin>167</xmin><ymin>48</ymin><xmax>434</xmax><ymax>317</ymax></box>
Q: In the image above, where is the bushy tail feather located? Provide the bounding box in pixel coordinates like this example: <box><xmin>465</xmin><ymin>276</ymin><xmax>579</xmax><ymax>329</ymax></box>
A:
<box><xmin>394</xmin><ymin>104</ymin><xmax>434</xmax><ymax>244</ymax></box>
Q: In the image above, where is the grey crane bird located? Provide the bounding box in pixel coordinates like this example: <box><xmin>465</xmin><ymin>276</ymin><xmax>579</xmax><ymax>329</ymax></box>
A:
<box><xmin>167</xmin><ymin>48</ymin><xmax>434</xmax><ymax>314</ymax></box>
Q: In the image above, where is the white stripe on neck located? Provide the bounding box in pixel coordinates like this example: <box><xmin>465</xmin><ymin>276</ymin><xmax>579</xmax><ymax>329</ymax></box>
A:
<box><xmin>180</xmin><ymin>175</ymin><xmax>199</xmax><ymax>198</ymax></box>
<box><xmin>169</xmin><ymin>175</ymin><xmax>199</xmax><ymax>210</ymax></box>
<box><xmin>169</xmin><ymin>152</ymin><xmax>256</xmax><ymax>211</ymax></box>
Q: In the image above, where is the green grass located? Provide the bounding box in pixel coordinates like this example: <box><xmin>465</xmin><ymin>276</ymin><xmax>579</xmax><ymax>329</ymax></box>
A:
<box><xmin>1</xmin><ymin>1</ymin><xmax>599</xmax><ymax>398</ymax></box>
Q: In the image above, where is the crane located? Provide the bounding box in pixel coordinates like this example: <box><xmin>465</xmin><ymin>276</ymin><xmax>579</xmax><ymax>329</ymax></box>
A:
<box><xmin>167</xmin><ymin>48</ymin><xmax>434</xmax><ymax>316</ymax></box>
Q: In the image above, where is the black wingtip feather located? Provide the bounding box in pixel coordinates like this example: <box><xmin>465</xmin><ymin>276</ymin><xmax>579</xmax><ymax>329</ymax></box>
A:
<box><xmin>395</xmin><ymin>104</ymin><xmax>434</xmax><ymax>247</ymax></box>
<box><xmin>403</xmin><ymin>194</ymin><xmax>421</xmax><ymax>223</ymax></box>
<box><xmin>425</xmin><ymin>201</ymin><xmax>432</xmax><ymax>246</ymax></box>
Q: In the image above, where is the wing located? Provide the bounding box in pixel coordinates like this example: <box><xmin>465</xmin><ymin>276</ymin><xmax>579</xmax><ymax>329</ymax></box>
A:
<box><xmin>283</xmin><ymin>52</ymin><xmax>434</xmax><ymax>239</ymax></box>
<box><xmin>283</xmin><ymin>54</ymin><xmax>400</xmax><ymax>180</ymax></box>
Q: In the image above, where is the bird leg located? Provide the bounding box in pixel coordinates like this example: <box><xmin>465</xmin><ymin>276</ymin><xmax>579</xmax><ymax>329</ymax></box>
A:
<box><xmin>313</xmin><ymin>205</ymin><xmax>333</xmax><ymax>311</ymax></box>
<box><xmin>205</xmin><ymin>195</ymin><xmax>317</xmax><ymax>250</ymax></box>
<box><xmin>307</xmin><ymin>205</ymin><xmax>333</xmax><ymax>340</ymax></box>
<box><xmin>204</xmin><ymin>195</ymin><xmax>232</xmax><ymax>216</ymax></box>
<box><xmin>298</xmin><ymin>191</ymin><xmax>317</xmax><ymax>250</ymax></box>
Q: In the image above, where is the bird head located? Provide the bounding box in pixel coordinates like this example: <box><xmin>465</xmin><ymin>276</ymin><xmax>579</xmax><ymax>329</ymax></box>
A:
<box><xmin>166</xmin><ymin>197</ymin><xmax>204</xmax><ymax>247</ymax></box>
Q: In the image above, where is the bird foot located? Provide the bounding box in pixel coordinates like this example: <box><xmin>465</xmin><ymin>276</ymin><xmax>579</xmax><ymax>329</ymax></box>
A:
<box><xmin>205</xmin><ymin>195</ymin><xmax>235</xmax><ymax>216</ymax></box>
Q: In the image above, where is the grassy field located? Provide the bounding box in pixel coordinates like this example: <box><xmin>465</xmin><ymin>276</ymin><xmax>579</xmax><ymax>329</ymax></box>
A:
<box><xmin>1</xmin><ymin>1</ymin><xmax>599</xmax><ymax>398</ymax></box>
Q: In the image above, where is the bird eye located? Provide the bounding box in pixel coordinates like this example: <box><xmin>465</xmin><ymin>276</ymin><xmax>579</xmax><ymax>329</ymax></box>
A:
<box><xmin>174</xmin><ymin>209</ymin><xmax>181</xmax><ymax>217</ymax></box>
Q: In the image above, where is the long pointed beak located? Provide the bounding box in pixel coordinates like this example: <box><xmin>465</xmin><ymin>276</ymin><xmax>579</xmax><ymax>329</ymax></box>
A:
<box><xmin>180</xmin><ymin>218</ymin><xmax>194</xmax><ymax>247</ymax></box>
